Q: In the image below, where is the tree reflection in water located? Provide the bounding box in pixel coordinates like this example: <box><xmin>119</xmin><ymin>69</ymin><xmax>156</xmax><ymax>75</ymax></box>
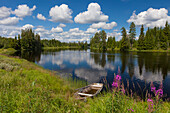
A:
<box><xmin>13</xmin><ymin>49</ymin><xmax>170</xmax><ymax>98</ymax></box>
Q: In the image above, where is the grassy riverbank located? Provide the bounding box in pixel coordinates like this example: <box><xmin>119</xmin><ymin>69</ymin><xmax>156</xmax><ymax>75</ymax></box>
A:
<box><xmin>0</xmin><ymin>51</ymin><xmax>169</xmax><ymax>112</ymax></box>
<box><xmin>0</xmin><ymin>48</ymin><xmax>17</xmax><ymax>55</ymax></box>
<box><xmin>93</xmin><ymin>47</ymin><xmax>170</xmax><ymax>52</ymax></box>
<box><xmin>0</xmin><ymin>55</ymin><xmax>87</xmax><ymax>112</ymax></box>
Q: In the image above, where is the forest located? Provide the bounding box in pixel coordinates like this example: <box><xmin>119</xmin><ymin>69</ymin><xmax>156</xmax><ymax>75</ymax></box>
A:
<box><xmin>0</xmin><ymin>29</ymin><xmax>41</xmax><ymax>51</ymax></box>
<box><xmin>90</xmin><ymin>21</ymin><xmax>170</xmax><ymax>51</ymax></box>
<box><xmin>0</xmin><ymin>21</ymin><xmax>169</xmax><ymax>51</ymax></box>
<box><xmin>0</xmin><ymin>29</ymin><xmax>88</xmax><ymax>50</ymax></box>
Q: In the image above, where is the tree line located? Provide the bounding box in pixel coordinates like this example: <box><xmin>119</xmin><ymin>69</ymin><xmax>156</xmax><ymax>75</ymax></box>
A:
<box><xmin>0</xmin><ymin>29</ymin><xmax>88</xmax><ymax>50</ymax></box>
<box><xmin>90</xmin><ymin>21</ymin><xmax>170</xmax><ymax>51</ymax></box>
<box><xmin>0</xmin><ymin>21</ymin><xmax>169</xmax><ymax>51</ymax></box>
<box><xmin>41</xmin><ymin>39</ymin><xmax>88</xmax><ymax>49</ymax></box>
<box><xmin>0</xmin><ymin>29</ymin><xmax>41</xmax><ymax>51</ymax></box>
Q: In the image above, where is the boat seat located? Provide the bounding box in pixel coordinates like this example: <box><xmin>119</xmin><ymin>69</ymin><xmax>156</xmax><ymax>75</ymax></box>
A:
<box><xmin>91</xmin><ymin>87</ymin><xmax>101</xmax><ymax>90</ymax></box>
<box><xmin>91</xmin><ymin>85</ymin><xmax>102</xmax><ymax>88</ymax></box>
<box><xmin>78</xmin><ymin>93</ymin><xmax>93</xmax><ymax>97</ymax></box>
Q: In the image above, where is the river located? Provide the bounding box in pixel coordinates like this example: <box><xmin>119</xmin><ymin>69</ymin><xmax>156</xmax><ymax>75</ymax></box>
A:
<box><xmin>15</xmin><ymin>49</ymin><xmax>170</xmax><ymax>99</ymax></box>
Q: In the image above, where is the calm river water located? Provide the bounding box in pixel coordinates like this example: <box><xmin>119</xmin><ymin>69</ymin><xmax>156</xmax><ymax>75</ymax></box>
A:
<box><xmin>16</xmin><ymin>49</ymin><xmax>170</xmax><ymax>99</ymax></box>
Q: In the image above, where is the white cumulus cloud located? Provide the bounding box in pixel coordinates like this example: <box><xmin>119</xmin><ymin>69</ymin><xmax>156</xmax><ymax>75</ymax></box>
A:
<box><xmin>127</xmin><ymin>8</ymin><xmax>170</xmax><ymax>27</ymax></box>
<box><xmin>22</xmin><ymin>24</ymin><xmax>34</xmax><ymax>29</ymax></box>
<box><xmin>86</xmin><ymin>28</ymin><xmax>98</xmax><ymax>34</ymax></box>
<box><xmin>12</xmin><ymin>4</ymin><xmax>36</xmax><ymax>18</ymax></box>
<box><xmin>108</xmin><ymin>31</ymin><xmax>121</xmax><ymax>41</ymax></box>
<box><xmin>74</xmin><ymin>3</ymin><xmax>109</xmax><ymax>24</ymax></box>
<box><xmin>37</xmin><ymin>13</ymin><xmax>46</xmax><ymax>20</ymax></box>
<box><xmin>0</xmin><ymin>17</ymin><xmax>20</xmax><ymax>25</ymax></box>
<box><xmin>59</xmin><ymin>23</ymin><xmax>66</xmax><ymax>27</ymax></box>
<box><xmin>0</xmin><ymin>6</ymin><xmax>11</xmax><ymax>18</ymax></box>
<box><xmin>51</xmin><ymin>27</ymin><xmax>63</xmax><ymax>33</ymax></box>
<box><xmin>90</xmin><ymin>21</ymin><xmax>117</xmax><ymax>29</ymax></box>
<box><xmin>49</xmin><ymin>4</ymin><xmax>73</xmax><ymax>23</ymax></box>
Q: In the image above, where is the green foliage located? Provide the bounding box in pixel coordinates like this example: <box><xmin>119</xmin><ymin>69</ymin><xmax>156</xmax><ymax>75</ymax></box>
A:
<box><xmin>137</xmin><ymin>22</ymin><xmax>169</xmax><ymax>51</ymax></box>
<box><xmin>163</xmin><ymin>21</ymin><xmax>170</xmax><ymax>47</ymax></box>
<box><xmin>0</xmin><ymin>55</ymin><xmax>84</xmax><ymax>112</ymax></box>
<box><xmin>159</xmin><ymin>28</ymin><xmax>168</xmax><ymax>50</ymax></box>
<box><xmin>107</xmin><ymin>36</ymin><xmax>116</xmax><ymax>50</ymax></box>
<box><xmin>0</xmin><ymin>48</ymin><xmax>17</xmax><ymax>55</ymax></box>
<box><xmin>21</xmin><ymin>29</ymin><xmax>41</xmax><ymax>50</ymax></box>
<box><xmin>0</xmin><ymin>29</ymin><xmax>41</xmax><ymax>51</ymax></box>
<box><xmin>87</xmin><ymin>92</ymin><xmax>169</xmax><ymax>113</ymax></box>
<box><xmin>90</xmin><ymin>30</ymin><xmax>107</xmax><ymax>51</ymax></box>
<box><xmin>120</xmin><ymin>27</ymin><xmax>130</xmax><ymax>51</ymax></box>
<box><xmin>129</xmin><ymin>22</ymin><xmax>136</xmax><ymax>48</ymax></box>
<box><xmin>144</xmin><ymin>28</ymin><xmax>155</xmax><ymax>50</ymax></box>
<box><xmin>137</xmin><ymin>25</ymin><xmax>145</xmax><ymax>50</ymax></box>
<box><xmin>41</xmin><ymin>39</ymin><xmax>88</xmax><ymax>49</ymax></box>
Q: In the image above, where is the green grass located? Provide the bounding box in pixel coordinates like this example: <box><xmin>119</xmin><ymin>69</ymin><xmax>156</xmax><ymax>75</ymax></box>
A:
<box><xmin>91</xmin><ymin>47</ymin><xmax>170</xmax><ymax>52</ymax></box>
<box><xmin>0</xmin><ymin>54</ymin><xmax>169</xmax><ymax>112</ymax></box>
<box><xmin>128</xmin><ymin>48</ymin><xmax>170</xmax><ymax>52</ymax></box>
<box><xmin>0</xmin><ymin>48</ymin><xmax>17</xmax><ymax>55</ymax></box>
<box><xmin>0</xmin><ymin>55</ymin><xmax>85</xmax><ymax>112</ymax></box>
<box><xmin>86</xmin><ymin>91</ymin><xmax>170</xmax><ymax>113</ymax></box>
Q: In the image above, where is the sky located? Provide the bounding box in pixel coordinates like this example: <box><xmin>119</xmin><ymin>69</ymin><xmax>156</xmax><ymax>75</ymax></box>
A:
<box><xmin>0</xmin><ymin>0</ymin><xmax>170</xmax><ymax>42</ymax></box>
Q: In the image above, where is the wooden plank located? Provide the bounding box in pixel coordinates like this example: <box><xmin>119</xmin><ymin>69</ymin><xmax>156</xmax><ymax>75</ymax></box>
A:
<box><xmin>78</xmin><ymin>93</ymin><xmax>93</xmax><ymax>97</ymax></box>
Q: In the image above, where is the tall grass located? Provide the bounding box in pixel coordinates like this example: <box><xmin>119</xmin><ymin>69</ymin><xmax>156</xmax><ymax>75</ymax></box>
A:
<box><xmin>86</xmin><ymin>75</ymin><xmax>170</xmax><ymax>113</ymax></box>
<box><xmin>0</xmin><ymin>55</ymin><xmax>84</xmax><ymax>112</ymax></box>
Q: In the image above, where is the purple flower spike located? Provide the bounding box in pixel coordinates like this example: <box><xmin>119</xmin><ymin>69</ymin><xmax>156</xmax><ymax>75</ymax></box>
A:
<box><xmin>156</xmin><ymin>89</ymin><xmax>163</xmax><ymax>97</ymax></box>
<box><xmin>147</xmin><ymin>99</ymin><xmax>153</xmax><ymax>103</ymax></box>
<box><xmin>112</xmin><ymin>82</ymin><xmax>118</xmax><ymax>88</ymax></box>
<box><xmin>128</xmin><ymin>108</ymin><xmax>134</xmax><ymax>112</ymax></box>
<box><xmin>151</xmin><ymin>87</ymin><xmax>156</xmax><ymax>92</ymax></box>
<box><xmin>116</xmin><ymin>75</ymin><xmax>121</xmax><ymax>80</ymax></box>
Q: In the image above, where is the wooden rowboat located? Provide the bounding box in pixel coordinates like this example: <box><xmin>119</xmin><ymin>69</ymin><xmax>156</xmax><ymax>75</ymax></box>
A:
<box><xmin>75</xmin><ymin>83</ymin><xmax>103</xmax><ymax>100</ymax></box>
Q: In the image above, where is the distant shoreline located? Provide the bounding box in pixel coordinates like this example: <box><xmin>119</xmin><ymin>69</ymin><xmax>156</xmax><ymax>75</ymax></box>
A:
<box><xmin>91</xmin><ymin>47</ymin><xmax>170</xmax><ymax>53</ymax></box>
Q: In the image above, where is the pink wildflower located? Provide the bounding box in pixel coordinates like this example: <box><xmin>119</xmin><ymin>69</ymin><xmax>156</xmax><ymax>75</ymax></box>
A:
<box><xmin>156</xmin><ymin>89</ymin><xmax>163</xmax><ymax>97</ymax></box>
<box><xmin>112</xmin><ymin>82</ymin><xmax>118</xmax><ymax>88</ymax></box>
<box><xmin>116</xmin><ymin>75</ymin><xmax>121</xmax><ymax>81</ymax></box>
<box><xmin>147</xmin><ymin>99</ymin><xmax>154</xmax><ymax>112</ymax></box>
<box><xmin>128</xmin><ymin>108</ymin><xmax>134</xmax><ymax>112</ymax></box>
<box><xmin>147</xmin><ymin>99</ymin><xmax>153</xmax><ymax>103</ymax></box>
<box><xmin>151</xmin><ymin>87</ymin><xmax>156</xmax><ymax>92</ymax></box>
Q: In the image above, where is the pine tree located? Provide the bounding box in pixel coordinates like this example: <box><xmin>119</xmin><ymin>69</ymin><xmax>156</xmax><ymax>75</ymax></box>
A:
<box><xmin>163</xmin><ymin>21</ymin><xmax>170</xmax><ymax>47</ymax></box>
<box><xmin>154</xmin><ymin>27</ymin><xmax>160</xmax><ymax>49</ymax></box>
<box><xmin>129</xmin><ymin>22</ymin><xmax>136</xmax><ymax>49</ymax></box>
<box><xmin>101</xmin><ymin>30</ymin><xmax>107</xmax><ymax>51</ymax></box>
<box><xmin>137</xmin><ymin>25</ymin><xmax>145</xmax><ymax>50</ymax></box>
<box><xmin>107</xmin><ymin>37</ymin><xmax>112</xmax><ymax>49</ymax></box>
<box><xmin>120</xmin><ymin>27</ymin><xmax>130</xmax><ymax>51</ymax></box>
<box><xmin>144</xmin><ymin>28</ymin><xmax>154</xmax><ymax>50</ymax></box>
<box><xmin>160</xmin><ymin>28</ymin><xmax>168</xmax><ymax>50</ymax></box>
<box><xmin>18</xmin><ymin>34</ymin><xmax>21</xmax><ymax>50</ymax></box>
<box><xmin>112</xmin><ymin>36</ymin><xmax>116</xmax><ymax>49</ymax></box>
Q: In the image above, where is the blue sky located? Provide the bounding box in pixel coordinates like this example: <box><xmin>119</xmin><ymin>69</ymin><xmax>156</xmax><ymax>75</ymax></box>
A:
<box><xmin>0</xmin><ymin>0</ymin><xmax>170</xmax><ymax>42</ymax></box>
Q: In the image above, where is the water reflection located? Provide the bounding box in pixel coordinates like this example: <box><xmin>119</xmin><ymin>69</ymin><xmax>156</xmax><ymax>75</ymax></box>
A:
<box><xmin>75</xmin><ymin>68</ymin><xmax>107</xmax><ymax>83</ymax></box>
<box><xmin>14</xmin><ymin>50</ymin><xmax>41</xmax><ymax>62</ymax></box>
<box><xmin>15</xmin><ymin>49</ymin><xmax>170</xmax><ymax>98</ymax></box>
